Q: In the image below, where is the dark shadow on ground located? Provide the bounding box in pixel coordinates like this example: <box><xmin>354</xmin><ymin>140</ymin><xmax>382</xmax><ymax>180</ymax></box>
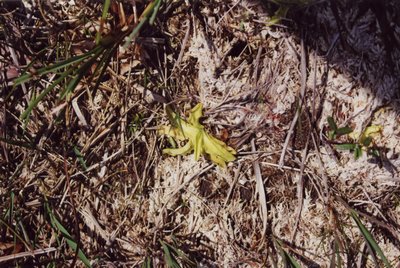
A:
<box><xmin>272</xmin><ymin>0</ymin><xmax>400</xmax><ymax>105</ymax></box>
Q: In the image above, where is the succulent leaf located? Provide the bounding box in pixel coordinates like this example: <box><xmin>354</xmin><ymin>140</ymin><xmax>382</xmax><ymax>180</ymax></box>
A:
<box><xmin>159</xmin><ymin>103</ymin><xmax>236</xmax><ymax>167</ymax></box>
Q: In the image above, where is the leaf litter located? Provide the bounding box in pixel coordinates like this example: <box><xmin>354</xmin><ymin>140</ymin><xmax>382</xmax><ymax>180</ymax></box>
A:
<box><xmin>1</xmin><ymin>0</ymin><xmax>400</xmax><ymax>267</ymax></box>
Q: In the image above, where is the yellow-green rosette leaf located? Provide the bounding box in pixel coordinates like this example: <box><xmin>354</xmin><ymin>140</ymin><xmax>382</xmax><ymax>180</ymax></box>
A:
<box><xmin>203</xmin><ymin>132</ymin><xmax>236</xmax><ymax>167</ymax></box>
<box><xmin>188</xmin><ymin>103</ymin><xmax>204</xmax><ymax>127</ymax></box>
<box><xmin>193</xmin><ymin>131</ymin><xmax>203</xmax><ymax>161</ymax></box>
<box><xmin>163</xmin><ymin>142</ymin><xmax>192</xmax><ymax>156</ymax></box>
<box><xmin>349</xmin><ymin>125</ymin><xmax>383</xmax><ymax>147</ymax></box>
<box><xmin>159</xmin><ymin>103</ymin><xmax>236</xmax><ymax>167</ymax></box>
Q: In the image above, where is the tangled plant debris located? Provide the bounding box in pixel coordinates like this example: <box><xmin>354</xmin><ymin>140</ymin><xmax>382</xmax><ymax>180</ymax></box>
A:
<box><xmin>1</xmin><ymin>0</ymin><xmax>400</xmax><ymax>267</ymax></box>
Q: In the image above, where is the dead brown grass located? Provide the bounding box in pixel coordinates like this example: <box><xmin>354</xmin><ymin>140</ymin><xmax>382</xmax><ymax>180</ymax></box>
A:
<box><xmin>1</xmin><ymin>0</ymin><xmax>400</xmax><ymax>267</ymax></box>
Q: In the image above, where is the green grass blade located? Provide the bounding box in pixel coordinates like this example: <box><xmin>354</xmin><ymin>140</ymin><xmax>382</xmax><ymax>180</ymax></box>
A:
<box><xmin>19</xmin><ymin>43</ymin><xmax>106</xmax><ymax>121</ymax></box>
<box><xmin>281</xmin><ymin>250</ymin><xmax>302</xmax><ymax>268</ymax></box>
<box><xmin>141</xmin><ymin>257</ymin><xmax>152</xmax><ymax>268</ymax></box>
<box><xmin>163</xmin><ymin>239</ymin><xmax>196</xmax><ymax>267</ymax></box>
<box><xmin>0</xmin><ymin>218</ymin><xmax>32</xmax><ymax>250</ymax></box>
<box><xmin>59</xmin><ymin>47</ymin><xmax>104</xmax><ymax>99</ymax></box>
<box><xmin>64</xmin><ymin>237</ymin><xmax>91</xmax><ymax>268</ymax></box>
<box><xmin>140</xmin><ymin>0</ymin><xmax>160</xmax><ymax>19</ymax></box>
<box><xmin>123</xmin><ymin>0</ymin><xmax>163</xmax><ymax>48</ymax></box>
<box><xmin>73</xmin><ymin>146</ymin><xmax>88</xmax><ymax>171</ymax></box>
<box><xmin>45</xmin><ymin>203</ymin><xmax>92</xmax><ymax>268</ymax></box>
<box><xmin>7</xmin><ymin>50</ymin><xmax>46</xmax><ymax>99</ymax></box>
<box><xmin>90</xmin><ymin>44</ymin><xmax>117</xmax><ymax>95</ymax></box>
<box><xmin>96</xmin><ymin>0</ymin><xmax>111</xmax><ymax>44</ymax></box>
<box><xmin>174</xmin><ymin>249</ymin><xmax>196</xmax><ymax>267</ymax></box>
<box><xmin>101</xmin><ymin>0</ymin><xmax>111</xmax><ymax>21</ymax></box>
<box><xmin>13</xmin><ymin>47</ymin><xmax>102</xmax><ymax>85</ymax></box>
<box><xmin>160</xmin><ymin>240</ymin><xmax>181</xmax><ymax>268</ymax></box>
<box><xmin>123</xmin><ymin>18</ymin><xmax>148</xmax><ymax>48</ymax></box>
<box><xmin>2</xmin><ymin>192</ymin><xmax>14</xmax><ymax>222</ymax></box>
<box><xmin>350</xmin><ymin>210</ymin><xmax>391</xmax><ymax>268</ymax></box>
<box><xmin>0</xmin><ymin>137</ymin><xmax>35</xmax><ymax>149</ymax></box>
<box><xmin>53</xmin><ymin>219</ymin><xmax>91</xmax><ymax>267</ymax></box>
<box><xmin>267</xmin><ymin>5</ymin><xmax>290</xmax><ymax>26</ymax></box>
<box><xmin>149</xmin><ymin>0</ymin><xmax>162</xmax><ymax>25</ymax></box>
<box><xmin>274</xmin><ymin>238</ymin><xmax>302</xmax><ymax>268</ymax></box>
<box><xmin>90</xmin><ymin>44</ymin><xmax>115</xmax><ymax>79</ymax></box>
<box><xmin>20</xmin><ymin>67</ymin><xmax>75</xmax><ymax>121</ymax></box>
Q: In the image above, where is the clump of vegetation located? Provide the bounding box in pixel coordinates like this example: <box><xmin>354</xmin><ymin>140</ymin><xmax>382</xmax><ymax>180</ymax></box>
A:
<box><xmin>13</xmin><ymin>0</ymin><xmax>162</xmax><ymax>122</ymax></box>
<box><xmin>326</xmin><ymin>116</ymin><xmax>382</xmax><ymax>160</ymax></box>
<box><xmin>159</xmin><ymin>103</ymin><xmax>236</xmax><ymax>167</ymax></box>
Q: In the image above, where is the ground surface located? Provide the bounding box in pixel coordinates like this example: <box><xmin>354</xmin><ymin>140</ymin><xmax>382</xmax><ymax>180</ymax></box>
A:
<box><xmin>1</xmin><ymin>0</ymin><xmax>400</xmax><ymax>267</ymax></box>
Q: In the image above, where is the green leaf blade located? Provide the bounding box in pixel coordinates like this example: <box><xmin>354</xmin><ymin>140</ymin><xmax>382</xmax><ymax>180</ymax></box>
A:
<box><xmin>45</xmin><ymin>203</ymin><xmax>92</xmax><ymax>268</ymax></box>
<box><xmin>350</xmin><ymin>210</ymin><xmax>391</xmax><ymax>268</ymax></box>
<box><xmin>354</xmin><ymin>145</ymin><xmax>363</xmax><ymax>160</ymax></box>
<box><xmin>13</xmin><ymin>48</ymin><xmax>101</xmax><ymax>86</ymax></box>
<box><xmin>336</xmin><ymin>126</ymin><xmax>353</xmax><ymax>136</ymax></box>
<box><xmin>334</xmin><ymin>143</ymin><xmax>357</xmax><ymax>151</ymax></box>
